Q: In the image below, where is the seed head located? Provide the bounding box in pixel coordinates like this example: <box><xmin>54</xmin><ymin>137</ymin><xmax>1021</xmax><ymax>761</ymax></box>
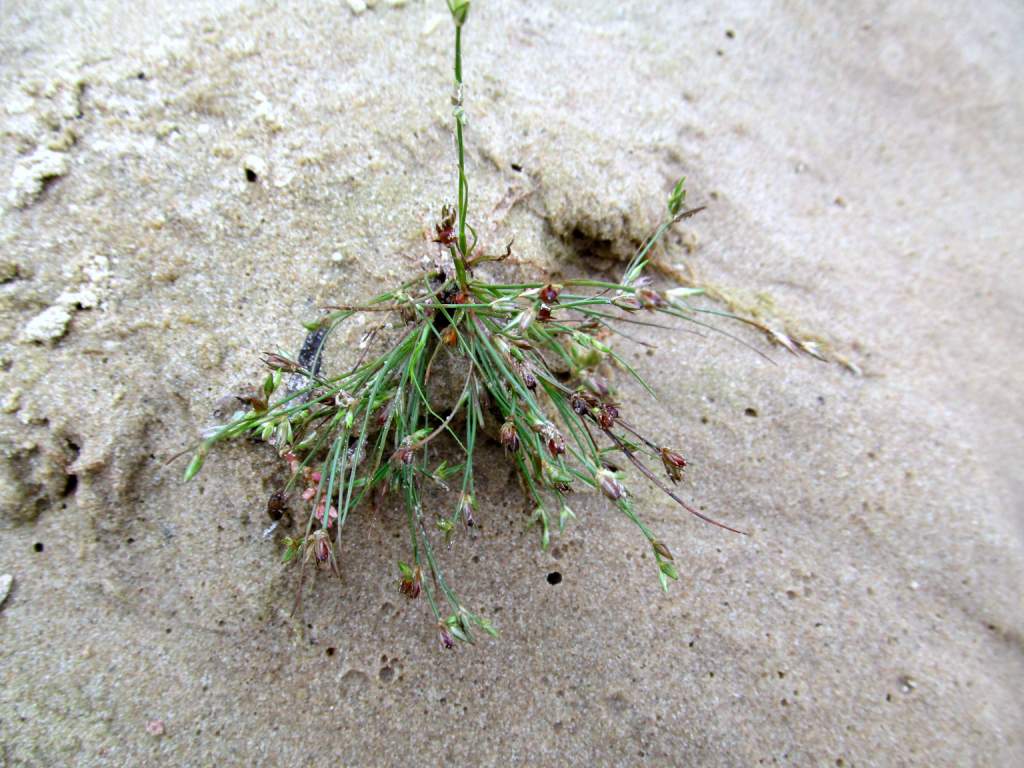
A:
<box><xmin>518</xmin><ymin>363</ymin><xmax>538</xmax><ymax>392</ymax></box>
<box><xmin>570</xmin><ymin>390</ymin><xmax>599</xmax><ymax>416</ymax></box>
<box><xmin>597</xmin><ymin>402</ymin><xmax>619</xmax><ymax>429</ymax></box>
<box><xmin>313</xmin><ymin>536</ymin><xmax>330</xmax><ymax>563</ymax></box>
<box><xmin>636</xmin><ymin>288</ymin><xmax>667</xmax><ymax>310</ymax></box>
<box><xmin>434</xmin><ymin>204</ymin><xmax>457</xmax><ymax>245</ymax></box>
<box><xmin>539</xmin><ymin>284</ymin><xmax>560</xmax><ymax>304</ymax></box>
<box><xmin>447</xmin><ymin>0</ymin><xmax>470</xmax><ymax>27</ymax></box>
<box><xmin>499</xmin><ymin>418</ymin><xmax>520</xmax><ymax>452</ymax></box>
<box><xmin>460</xmin><ymin>493</ymin><xmax>475</xmax><ymax>527</ymax></box>
<box><xmin>660</xmin><ymin>448</ymin><xmax>687</xmax><ymax>483</ymax></box>
<box><xmin>597</xmin><ymin>468</ymin><xmax>625</xmax><ymax>501</ymax></box>
<box><xmin>261</xmin><ymin>352</ymin><xmax>302</xmax><ymax>374</ymax></box>
<box><xmin>652</xmin><ymin>539</ymin><xmax>674</xmax><ymax>561</ymax></box>
<box><xmin>543</xmin><ymin>426</ymin><xmax>566</xmax><ymax>458</ymax></box>
<box><xmin>438</xmin><ymin>625</ymin><xmax>455</xmax><ymax>650</ymax></box>
<box><xmin>399</xmin><ymin>578</ymin><xmax>421</xmax><ymax>599</ymax></box>
<box><xmin>399</xmin><ymin>566</ymin><xmax>422</xmax><ymax>599</ymax></box>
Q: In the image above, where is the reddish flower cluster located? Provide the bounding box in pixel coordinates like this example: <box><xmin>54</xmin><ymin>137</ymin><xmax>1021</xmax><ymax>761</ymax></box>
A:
<box><xmin>517</xmin><ymin>362</ymin><xmax>538</xmax><ymax>392</ymax></box>
<box><xmin>539</xmin><ymin>424</ymin><xmax>565</xmax><ymax>458</ymax></box>
<box><xmin>281</xmin><ymin>451</ymin><xmax>339</xmax><ymax>528</ymax></box>
<box><xmin>400</xmin><ymin>567</ymin><xmax>422</xmax><ymax>599</ymax></box>
<box><xmin>539</xmin><ymin>284</ymin><xmax>560</xmax><ymax>304</ymax></box>
<box><xmin>636</xmin><ymin>287</ymin><xmax>667</xmax><ymax>310</ymax></box>
<box><xmin>313</xmin><ymin>535</ymin><xmax>331</xmax><ymax>563</ymax></box>
<box><xmin>596</xmin><ymin>402</ymin><xmax>619</xmax><ymax>430</ymax></box>
<box><xmin>660</xmin><ymin>448</ymin><xmax>687</xmax><ymax>484</ymax></box>
<box><xmin>433</xmin><ymin>205</ymin><xmax>457</xmax><ymax>246</ymax></box>
<box><xmin>500</xmin><ymin>418</ymin><xmax>520</xmax><ymax>452</ymax></box>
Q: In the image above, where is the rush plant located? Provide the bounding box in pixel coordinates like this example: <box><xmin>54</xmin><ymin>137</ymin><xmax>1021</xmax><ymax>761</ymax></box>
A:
<box><xmin>183</xmin><ymin>0</ymin><xmax>753</xmax><ymax>648</ymax></box>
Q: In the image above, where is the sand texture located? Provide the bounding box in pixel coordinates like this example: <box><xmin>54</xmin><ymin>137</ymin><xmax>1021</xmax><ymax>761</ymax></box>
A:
<box><xmin>1</xmin><ymin>1</ymin><xmax>1022</xmax><ymax>765</ymax></box>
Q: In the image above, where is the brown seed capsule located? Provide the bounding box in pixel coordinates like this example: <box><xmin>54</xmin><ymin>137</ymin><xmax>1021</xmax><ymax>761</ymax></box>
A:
<box><xmin>314</xmin><ymin>537</ymin><xmax>330</xmax><ymax>563</ymax></box>
<box><xmin>652</xmin><ymin>539</ymin><xmax>674</xmax><ymax>561</ymax></box>
<box><xmin>539</xmin><ymin>284</ymin><xmax>560</xmax><ymax>304</ymax></box>
<box><xmin>545</xmin><ymin>428</ymin><xmax>566</xmax><ymax>458</ymax></box>
<box><xmin>261</xmin><ymin>352</ymin><xmax>302</xmax><ymax>374</ymax></box>
<box><xmin>636</xmin><ymin>288</ymin><xmax>667</xmax><ymax>310</ymax></box>
<box><xmin>520</xmin><ymin>366</ymin><xmax>538</xmax><ymax>392</ymax></box>
<box><xmin>442</xmin><ymin>326</ymin><xmax>458</xmax><ymax>346</ymax></box>
<box><xmin>399</xmin><ymin>567</ymin><xmax>422</xmax><ymax>599</ymax></box>
<box><xmin>597</xmin><ymin>468</ymin><xmax>625</xmax><ymax>501</ymax></box>
<box><xmin>434</xmin><ymin>204</ymin><xmax>457</xmax><ymax>246</ymax></box>
<box><xmin>460</xmin><ymin>494</ymin><xmax>475</xmax><ymax>527</ymax></box>
<box><xmin>499</xmin><ymin>419</ymin><xmax>520</xmax><ymax>453</ymax></box>
<box><xmin>438</xmin><ymin>625</ymin><xmax>455</xmax><ymax>650</ymax></box>
<box><xmin>569</xmin><ymin>392</ymin><xmax>588</xmax><ymax>416</ymax></box>
<box><xmin>434</xmin><ymin>226</ymin><xmax>456</xmax><ymax>246</ymax></box>
<box><xmin>597</xmin><ymin>403</ymin><xmax>619</xmax><ymax>429</ymax></box>
<box><xmin>399</xmin><ymin>578</ymin><xmax>421</xmax><ymax>599</ymax></box>
<box><xmin>569</xmin><ymin>390</ymin><xmax>599</xmax><ymax>416</ymax></box>
<box><xmin>660</xmin><ymin>448</ymin><xmax>687</xmax><ymax>484</ymax></box>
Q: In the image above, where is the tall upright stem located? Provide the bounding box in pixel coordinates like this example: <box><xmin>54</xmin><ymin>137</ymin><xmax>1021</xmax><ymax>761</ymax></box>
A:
<box><xmin>453</xmin><ymin>22</ymin><xmax>469</xmax><ymax>289</ymax></box>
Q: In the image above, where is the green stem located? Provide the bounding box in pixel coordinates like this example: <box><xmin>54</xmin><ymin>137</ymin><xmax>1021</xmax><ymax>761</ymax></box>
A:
<box><xmin>453</xmin><ymin>22</ymin><xmax>469</xmax><ymax>288</ymax></box>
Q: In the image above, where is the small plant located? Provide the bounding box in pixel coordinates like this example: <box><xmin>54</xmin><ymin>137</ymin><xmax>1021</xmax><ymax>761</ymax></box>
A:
<box><xmin>183</xmin><ymin>1</ymin><xmax>754</xmax><ymax>647</ymax></box>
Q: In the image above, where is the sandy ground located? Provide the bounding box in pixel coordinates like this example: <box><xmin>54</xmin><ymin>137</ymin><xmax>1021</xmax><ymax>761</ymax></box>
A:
<box><xmin>1</xmin><ymin>0</ymin><xmax>1022</xmax><ymax>765</ymax></box>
